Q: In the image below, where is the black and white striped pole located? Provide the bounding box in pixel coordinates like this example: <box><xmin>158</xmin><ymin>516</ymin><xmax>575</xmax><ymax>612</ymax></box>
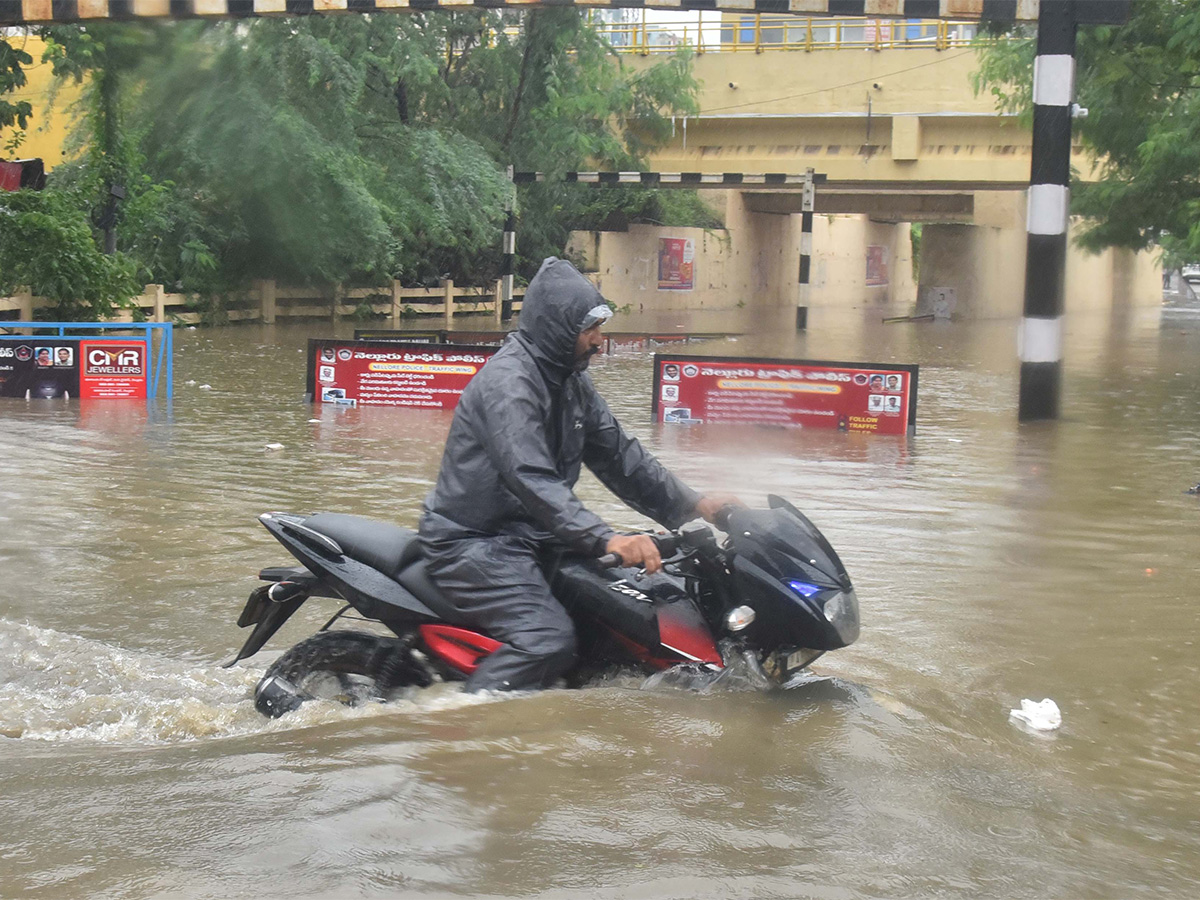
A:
<box><xmin>500</xmin><ymin>166</ymin><xmax>515</xmax><ymax>322</ymax></box>
<box><xmin>1019</xmin><ymin>1</ymin><xmax>1076</xmax><ymax>421</ymax></box>
<box><xmin>797</xmin><ymin>166</ymin><xmax>814</xmax><ymax>330</ymax></box>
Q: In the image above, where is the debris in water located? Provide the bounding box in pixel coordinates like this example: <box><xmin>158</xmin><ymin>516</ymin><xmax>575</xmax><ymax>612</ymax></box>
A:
<box><xmin>1186</xmin><ymin>483</ymin><xmax>1199</xmax><ymax>495</ymax></box>
<box><xmin>307</xmin><ymin>419</ymin><xmax>321</xmax><ymax>424</ymax></box>
<box><xmin>265</xmin><ymin>443</ymin><xmax>285</xmax><ymax>451</ymax></box>
<box><xmin>1009</xmin><ymin>698</ymin><xmax>1061</xmax><ymax>732</ymax></box>
<box><xmin>184</xmin><ymin>380</ymin><xmax>196</xmax><ymax>386</ymax></box>
<box><xmin>198</xmin><ymin>384</ymin><xmax>212</xmax><ymax>391</ymax></box>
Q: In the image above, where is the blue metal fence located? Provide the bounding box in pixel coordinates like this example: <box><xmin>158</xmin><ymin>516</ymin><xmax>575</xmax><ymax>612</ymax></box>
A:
<box><xmin>0</xmin><ymin>321</ymin><xmax>174</xmax><ymax>400</ymax></box>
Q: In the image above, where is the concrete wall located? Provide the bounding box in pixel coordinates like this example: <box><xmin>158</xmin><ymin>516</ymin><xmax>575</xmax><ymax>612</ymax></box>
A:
<box><xmin>567</xmin><ymin>191</ymin><xmax>918</xmax><ymax>315</ymax></box>
<box><xmin>918</xmin><ymin>193</ymin><xmax>1162</xmax><ymax>319</ymax></box>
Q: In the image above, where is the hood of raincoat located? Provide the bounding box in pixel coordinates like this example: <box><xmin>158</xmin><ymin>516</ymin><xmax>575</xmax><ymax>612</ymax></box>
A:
<box><xmin>517</xmin><ymin>258</ymin><xmax>609</xmax><ymax>377</ymax></box>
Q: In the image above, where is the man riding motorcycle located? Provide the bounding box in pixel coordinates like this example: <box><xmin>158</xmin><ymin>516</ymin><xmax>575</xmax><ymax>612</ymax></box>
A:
<box><xmin>419</xmin><ymin>257</ymin><xmax>735</xmax><ymax>692</ymax></box>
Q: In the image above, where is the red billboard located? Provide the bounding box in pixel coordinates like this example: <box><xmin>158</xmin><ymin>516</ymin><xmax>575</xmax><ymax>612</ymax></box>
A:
<box><xmin>653</xmin><ymin>354</ymin><xmax>918</xmax><ymax>435</ymax></box>
<box><xmin>80</xmin><ymin>340</ymin><xmax>148</xmax><ymax>399</ymax></box>
<box><xmin>307</xmin><ymin>340</ymin><xmax>495</xmax><ymax>409</ymax></box>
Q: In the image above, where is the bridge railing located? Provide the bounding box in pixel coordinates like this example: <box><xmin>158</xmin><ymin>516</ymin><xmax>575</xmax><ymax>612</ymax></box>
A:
<box><xmin>585</xmin><ymin>16</ymin><xmax>980</xmax><ymax>55</ymax></box>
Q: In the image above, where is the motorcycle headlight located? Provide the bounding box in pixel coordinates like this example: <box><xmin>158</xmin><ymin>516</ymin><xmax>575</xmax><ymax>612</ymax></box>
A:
<box><xmin>821</xmin><ymin>589</ymin><xmax>860</xmax><ymax>645</ymax></box>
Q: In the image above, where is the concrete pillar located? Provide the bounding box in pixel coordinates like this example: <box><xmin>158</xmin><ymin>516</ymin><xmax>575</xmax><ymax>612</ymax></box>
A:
<box><xmin>493</xmin><ymin>280</ymin><xmax>503</xmax><ymax>324</ymax></box>
<box><xmin>149</xmin><ymin>284</ymin><xmax>166</xmax><ymax>323</ymax></box>
<box><xmin>257</xmin><ymin>278</ymin><xmax>277</xmax><ymax>324</ymax></box>
<box><xmin>391</xmin><ymin>279</ymin><xmax>402</xmax><ymax>327</ymax></box>
<box><xmin>332</xmin><ymin>283</ymin><xmax>344</xmax><ymax>323</ymax></box>
<box><xmin>16</xmin><ymin>287</ymin><xmax>34</xmax><ymax>323</ymax></box>
<box><xmin>443</xmin><ymin>279</ymin><xmax>455</xmax><ymax>322</ymax></box>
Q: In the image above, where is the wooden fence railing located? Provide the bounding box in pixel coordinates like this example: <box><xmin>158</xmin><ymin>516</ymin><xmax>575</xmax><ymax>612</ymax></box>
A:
<box><xmin>0</xmin><ymin>279</ymin><xmax>525</xmax><ymax>326</ymax></box>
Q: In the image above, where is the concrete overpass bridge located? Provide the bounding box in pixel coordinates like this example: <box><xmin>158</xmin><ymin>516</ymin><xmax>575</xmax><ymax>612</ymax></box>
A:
<box><xmin>569</xmin><ymin>24</ymin><xmax>1159</xmax><ymax>323</ymax></box>
<box><xmin>630</xmin><ymin>34</ymin><xmax>1080</xmax><ymax>219</ymax></box>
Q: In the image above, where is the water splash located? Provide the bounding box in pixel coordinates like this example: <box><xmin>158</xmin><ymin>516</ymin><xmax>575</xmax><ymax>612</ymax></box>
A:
<box><xmin>0</xmin><ymin>620</ymin><xmax>502</xmax><ymax>744</ymax></box>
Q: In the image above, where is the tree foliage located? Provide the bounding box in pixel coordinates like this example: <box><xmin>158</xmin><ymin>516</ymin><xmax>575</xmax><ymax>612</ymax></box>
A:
<box><xmin>1</xmin><ymin>37</ymin><xmax>34</xmax><ymax>147</ymax></box>
<box><xmin>973</xmin><ymin>2</ymin><xmax>1200</xmax><ymax>257</ymax></box>
<box><xmin>7</xmin><ymin>12</ymin><xmax>701</xmax><ymax>310</ymax></box>
<box><xmin>0</xmin><ymin>187</ymin><xmax>140</xmax><ymax>318</ymax></box>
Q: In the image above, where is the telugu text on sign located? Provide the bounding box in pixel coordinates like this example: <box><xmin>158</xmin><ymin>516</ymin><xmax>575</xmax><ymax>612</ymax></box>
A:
<box><xmin>653</xmin><ymin>354</ymin><xmax>917</xmax><ymax>435</ymax></box>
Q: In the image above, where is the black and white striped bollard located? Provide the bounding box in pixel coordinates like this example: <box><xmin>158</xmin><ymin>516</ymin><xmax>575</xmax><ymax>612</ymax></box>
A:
<box><xmin>1019</xmin><ymin>1</ymin><xmax>1076</xmax><ymax>421</ymax></box>
<box><xmin>797</xmin><ymin>167</ymin><xmax>814</xmax><ymax>330</ymax></box>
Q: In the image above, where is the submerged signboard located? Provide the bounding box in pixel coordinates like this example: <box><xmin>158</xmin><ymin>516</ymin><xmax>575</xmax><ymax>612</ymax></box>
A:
<box><xmin>307</xmin><ymin>340</ymin><xmax>495</xmax><ymax>409</ymax></box>
<box><xmin>79</xmin><ymin>341</ymin><xmax>147</xmax><ymax>399</ymax></box>
<box><xmin>0</xmin><ymin>338</ymin><xmax>146</xmax><ymax>399</ymax></box>
<box><xmin>652</xmin><ymin>354</ymin><xmax>918</xmax><ymax>435</ymax></box>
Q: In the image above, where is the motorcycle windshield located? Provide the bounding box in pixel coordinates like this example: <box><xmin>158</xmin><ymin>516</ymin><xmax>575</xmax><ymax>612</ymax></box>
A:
<box><xmin>726</xmin><ymin>496</ymin><xmax>851</xmax><ymax>591</ymax></box>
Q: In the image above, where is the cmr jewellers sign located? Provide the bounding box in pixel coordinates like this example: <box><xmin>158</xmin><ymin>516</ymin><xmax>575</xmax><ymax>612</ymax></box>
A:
<box><xmin>81</xmin><ymin>341</ymin><xmax>147</xmax><ymax>399</ymax></box>
<box><xmin>86</xmin><ymin>345</ymin><xmax>144</xmax><ymax>376</ymax></box>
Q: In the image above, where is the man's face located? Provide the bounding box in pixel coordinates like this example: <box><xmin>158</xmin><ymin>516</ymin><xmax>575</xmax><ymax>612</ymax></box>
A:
<box><xmin>574</xmin><ymin>324</ymin><xmax>604</xmax><ymax>371</ymax></box>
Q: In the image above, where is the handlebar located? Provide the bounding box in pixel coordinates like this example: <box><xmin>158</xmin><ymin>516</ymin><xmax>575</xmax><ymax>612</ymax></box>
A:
<box><xmin>597</xmin><ymin>533</ymin><xmax>680</xmax><ymax>569</ymax></box>
<box><xmin>713</xmin><ymin>503</ymin><xmax>739</xmax><ymax>532</ymax></box>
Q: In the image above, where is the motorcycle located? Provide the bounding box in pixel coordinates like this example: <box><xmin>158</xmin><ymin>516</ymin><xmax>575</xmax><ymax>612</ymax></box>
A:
<box><xmin>225</xmin><ymin>495</ymin><xmax>860</xmax><ymax>717</ymax></box>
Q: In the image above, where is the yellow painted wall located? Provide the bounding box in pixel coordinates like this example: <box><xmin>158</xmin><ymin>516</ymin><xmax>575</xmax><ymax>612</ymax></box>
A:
<box><xmin>636</xmin><ymin>49</ymin><xmax>1104</xmax><ymax>184</ymax></box>
<box><xmin>567</xmin><ymin>193</ymin><xmax>919</xmax><ymax>316</ymax></box>
<box><xmin>918</xmin><ymin>193</ymin><xmax>1162</xmax><ymax>319</ymax></box>
<box><xmin>2</xmin><ymin>35</ymin><xmax>82</xmax><ymax>168</ymax></box>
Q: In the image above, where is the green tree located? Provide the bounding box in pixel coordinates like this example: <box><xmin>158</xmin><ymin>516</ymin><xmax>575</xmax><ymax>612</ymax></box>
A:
<box><xmin>973</xmin><ymin>3</ymin><xmax>1200</xmax><ymax>257</ymax></box>
<box><xmin>1</xmin><ymin>37</ymin><xmax>34</xmax><ymax>149</ymax></box>
<box><xmin>0</xmin><ymin>188</ymin><xmax>140</xmax><ymax>318</ymax></box>
<box><xmin>31</xmin><ymin>12</ymin><xmax>701</xmax><ymax>306</ymax></box>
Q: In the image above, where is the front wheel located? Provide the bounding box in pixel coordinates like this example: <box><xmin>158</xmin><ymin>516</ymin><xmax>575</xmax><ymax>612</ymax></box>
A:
<box><xmin>254</xmin><ymin>630</ymin><xmax>432</xmax><ymax>718</ymax></box>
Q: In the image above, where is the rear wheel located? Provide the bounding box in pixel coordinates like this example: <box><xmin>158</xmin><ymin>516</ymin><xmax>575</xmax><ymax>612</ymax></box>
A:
<box><xmin>254</xmin><ymin>630</ymin><xmax>432</xmax><ymax>718</ymax></box>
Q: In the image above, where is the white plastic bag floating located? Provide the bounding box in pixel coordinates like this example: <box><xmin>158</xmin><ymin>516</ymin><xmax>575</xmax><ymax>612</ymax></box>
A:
<box><xmin>1009</xmin><ymin>698</ymin><xmax>1062</xmax><ymax>731</ymax></box>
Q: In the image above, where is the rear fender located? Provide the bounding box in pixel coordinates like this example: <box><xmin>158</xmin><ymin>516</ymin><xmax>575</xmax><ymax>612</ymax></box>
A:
<box><xmin>223</xmin><ymin>587</ymin><xmax>310</xmax><ymax>668</ymax></box>
<box><xmin>260</xmin><ymin>513</ymin><xmax>438</xmax><ymax>623</ymax></box>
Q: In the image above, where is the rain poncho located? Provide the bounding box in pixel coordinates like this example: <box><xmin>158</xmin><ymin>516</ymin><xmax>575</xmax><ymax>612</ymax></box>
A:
<box><xmin>419</xmin><ymin>257</ymin><xmax>700</xmax><ymax>690</ymax></box>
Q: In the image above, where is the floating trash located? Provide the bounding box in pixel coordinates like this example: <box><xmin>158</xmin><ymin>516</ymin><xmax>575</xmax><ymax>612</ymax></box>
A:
<box><xmin>1009</xmin><ymin>697</ymin><xmax>1062</xmax><ymax>732</ymax></box>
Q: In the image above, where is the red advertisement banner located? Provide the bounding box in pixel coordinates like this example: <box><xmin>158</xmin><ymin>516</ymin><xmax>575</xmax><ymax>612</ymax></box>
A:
<box><xmin>308</xmin><ymin>340</ymin><xmax>495</xmax><ymax>409</ymax></box>
<box><xmin>79</xmin><ymin>340</ymin><xmax>147</xmax><ymax>399</ymax></box>
<box><xmin>652</xmin><ymin>354</ymin><xmax>918</xmax><ymax>435</ymax></box>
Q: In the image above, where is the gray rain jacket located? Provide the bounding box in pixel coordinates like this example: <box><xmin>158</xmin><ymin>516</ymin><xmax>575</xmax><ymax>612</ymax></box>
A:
<box><xmin>419</xmin><ymin>257</ymin><xmax>700</xmax><ymax>555</ymax></box>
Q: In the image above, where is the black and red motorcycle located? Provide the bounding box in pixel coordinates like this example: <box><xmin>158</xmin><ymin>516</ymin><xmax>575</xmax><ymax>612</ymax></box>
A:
<box><xmin>226</xmin><ymin>496</ymin><xmax>860</xmax><ymax>717</ymax></box>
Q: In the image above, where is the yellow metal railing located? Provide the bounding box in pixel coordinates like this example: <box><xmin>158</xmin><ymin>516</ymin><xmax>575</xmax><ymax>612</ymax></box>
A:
<box><xmin>585</xmin><ymin>17</ymin><xmax>979</xmax><ymax>56</ymax></box>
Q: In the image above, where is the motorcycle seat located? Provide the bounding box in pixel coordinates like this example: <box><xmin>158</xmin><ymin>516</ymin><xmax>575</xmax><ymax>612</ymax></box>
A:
<box><xmin>394</xmin><ymin>558</ymin><xmax>467</xmax><ymax>625</ymax></box>
<box><xmin>303</xmin><ymin>513</ymin><xmax>422</xmax><ymax>579</ymax></box>
<box><xmin>302</xmin><ymin>514</ymin><xmax>469</xmax><ymax>626</ymax></box>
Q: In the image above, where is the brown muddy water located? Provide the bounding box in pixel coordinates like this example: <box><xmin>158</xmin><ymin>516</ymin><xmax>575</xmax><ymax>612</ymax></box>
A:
<box><xmin>1</xmin><ymin>299</ymin><xmax>1198</xmax><ymax>899</ymax></box>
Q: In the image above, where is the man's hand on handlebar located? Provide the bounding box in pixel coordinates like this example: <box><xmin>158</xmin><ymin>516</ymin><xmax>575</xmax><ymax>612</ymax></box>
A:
<box><xmin>694</xmin><ymin>494</ymin><xmax>745</xmax><ymax>527</ymax></box>
<box><xmin>605</xmin><ymin>534</ymin><xmax>663</xmax><ymax>575</ymax></box>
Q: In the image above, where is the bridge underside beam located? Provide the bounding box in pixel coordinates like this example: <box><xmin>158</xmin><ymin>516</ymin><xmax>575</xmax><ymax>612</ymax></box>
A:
<box><xmin>0</xmin><ymin>0</ymin><xmax>1129</xmax><ymax>28</ymax></box>
<box><xmin>743</xmin><ymin>188</ymin><xmax>975</xmax><ymax>221</ymax></box>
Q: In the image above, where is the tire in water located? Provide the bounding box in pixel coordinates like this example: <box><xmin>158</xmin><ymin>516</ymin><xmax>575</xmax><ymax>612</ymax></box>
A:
<box><xmin>254</xmin><ymin>630</ymin><xmax>431</xmax><ymax>718</ymax></box>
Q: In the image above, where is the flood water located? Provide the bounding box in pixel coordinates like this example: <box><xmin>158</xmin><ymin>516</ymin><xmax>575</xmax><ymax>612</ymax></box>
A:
<box><xmin>2</xmin><ymin>298</ymin><xmax>1198</xmax><ymax>898</ymax></box>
